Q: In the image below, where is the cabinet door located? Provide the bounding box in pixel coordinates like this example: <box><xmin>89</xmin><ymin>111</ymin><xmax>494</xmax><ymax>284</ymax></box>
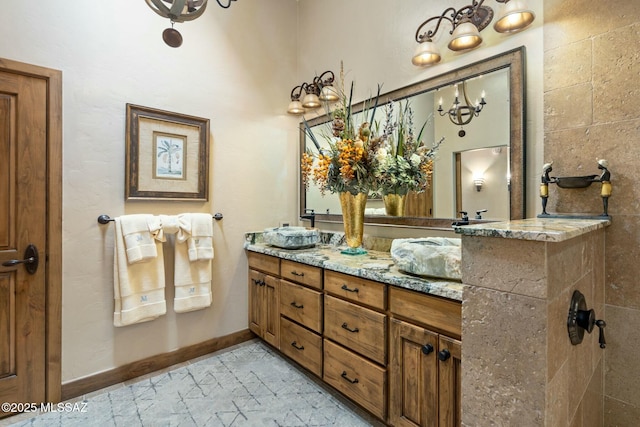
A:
<box><xmin>389</xmin><ymin>319</ymin><xmax>438</xmax><ymax>427</ymax></box>
<box><xmin>248</xmin><ymin>269</ymin><xmax>265</xmax><ymax>336</ymax></box>
<box><xmin>263</xmin><ymin>274</ymin><xmax>280</xmax><ymax>349</ymax></box>
<box><xmin>438</xmin><ymin>336</ymin><xmax>461</xmax><ymax>427</ymax></box>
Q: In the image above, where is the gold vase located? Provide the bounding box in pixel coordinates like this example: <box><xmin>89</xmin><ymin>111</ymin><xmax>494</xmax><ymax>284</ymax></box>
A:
<box><xmin>383</xmin><ymin>193</ymin><xmax>407</xmax><ymax>216</ymax></box>
<box><xmin>338</xmin><ymin>191</ymin><xmax>367</xmax><ymax>255</ymax></box>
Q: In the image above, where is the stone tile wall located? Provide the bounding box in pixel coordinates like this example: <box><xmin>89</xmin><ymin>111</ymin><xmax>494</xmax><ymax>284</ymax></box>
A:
<box><xmin>544</xmin><ymin>0</ymin><xmax>640</xmax><ymax>424</ymax></box>
<box><xmin>461</xmin><ymin>228</ymin><xmax>604</xmax><ymax>425</ymax></box>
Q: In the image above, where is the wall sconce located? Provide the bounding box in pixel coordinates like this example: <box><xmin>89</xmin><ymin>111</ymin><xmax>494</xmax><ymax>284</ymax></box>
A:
<box><xmin>287</xmin><ymin>71</ymin><xmax>338</xmax><ymax>115</ymax></box>
<box><xmin>438</xmin><ymin>80</ymin><xmax>486</xmax><ymax>137</ymax></box>
<box><xmin>412</xmin><ymin>0</ymin><xmax>535</xmax><ymax>66</ymax></box>
<box><xmin>145</xmin><ymin>0</ymin><xmax>236</xmax><ymax>47</ymax></box>
<box><xmin>473</xmin><ymin>175</ymin><xmax>485</xmax><ymax>191</ymax></box>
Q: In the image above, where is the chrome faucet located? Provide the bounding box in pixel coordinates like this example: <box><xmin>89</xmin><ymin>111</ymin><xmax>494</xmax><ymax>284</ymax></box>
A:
<box><xmin>300</xmin><ymin>209</ymin><xmax>316</xmax><ymax>228</ymax></box>
<box><xmin>475</xmin><ymin>209</ymin><xmax>487</xmax><ymax>219</ymax></box>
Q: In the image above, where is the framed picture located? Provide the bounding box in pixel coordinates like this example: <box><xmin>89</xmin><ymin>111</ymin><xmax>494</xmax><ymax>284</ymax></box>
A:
<box><xmin>125</xmin><ymin>104</ymin><xmax>210</xmax><ymax>200</ymax></box>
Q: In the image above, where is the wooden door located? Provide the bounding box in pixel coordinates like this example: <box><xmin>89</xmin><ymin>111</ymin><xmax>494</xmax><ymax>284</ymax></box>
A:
<box><xmin>0</xmin><ymin>68</ymin><xmax>48</xmax><ymax>407</ymax></box>
<box><xmin>438</xmin><ymin>335</ymin><xmax>462</xmax><ymax>427</ymax></box>
<box><xmin>389</xmin><ymin>319</ymin><xmax>439</xmax><ymax>427</ymax></box>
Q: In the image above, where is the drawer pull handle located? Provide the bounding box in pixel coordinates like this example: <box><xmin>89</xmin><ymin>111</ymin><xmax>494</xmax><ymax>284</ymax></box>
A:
<box><xmin>291</xmin><ymin>271</ymin><xmax>305</xmax><ymax>277</ymax></box>
<box><xmin>252</xmin><ymin>279</ymin><xmax>265</xmax><ymax>286</ymax></box>
<box><xmin>341</xmin><ymin>322</ymin><xmax>359</xmax><ymax>333</ymax></box>
<box><xmin>341</xmin><ymin>284</ymin><xmax>359</xmax><ymax>293</ymax></box>
<box><xmin>290</xmin><ymin>301</ymin><xmax>304</xmax><ymax>309</ymax></box>
<box><xmin>341</xmin><ymin>371</ymin><xmax>359</xmax><ymax>384</ymax></box>
<box><xmin>291</xmin><ymin>341</ymin><xmax>305</xmax><ymax>350</ymax></box>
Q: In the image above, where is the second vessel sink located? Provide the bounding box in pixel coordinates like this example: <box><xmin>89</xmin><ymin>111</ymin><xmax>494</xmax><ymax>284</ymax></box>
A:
<box><xmin>391</xmin><ymin>237</ymin><xmax>462</xmax><ymax>280</ymax></box>
<box><xmin>263</xmin><ymin>226</ymin><xmax>319</xmax><ymax>249</ymax></box>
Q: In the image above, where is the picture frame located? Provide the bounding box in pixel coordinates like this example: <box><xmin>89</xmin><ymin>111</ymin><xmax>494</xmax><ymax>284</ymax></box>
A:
<box><xmin>125</xmin><ymin>104</ymin><xmax>210</xmax><ymax>201</ymax></box>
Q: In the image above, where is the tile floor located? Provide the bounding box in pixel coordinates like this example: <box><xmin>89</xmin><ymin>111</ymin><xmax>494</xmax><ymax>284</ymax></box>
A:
<box><xmin>1</xmin><ymin>340</ymin><xmax>381</xmax><ymax>427</ymax></box>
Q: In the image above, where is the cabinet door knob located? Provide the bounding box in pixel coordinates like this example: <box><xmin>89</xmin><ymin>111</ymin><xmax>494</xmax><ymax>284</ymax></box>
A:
<box><xmin>421</xmin><ymin>344</ymin><xmax>434</xmax><ymax>355</ymax></box>
<box><xmin>438</xmin><ymin>349</ymin><xmax>451</xmax><ymax>361</ymax></box>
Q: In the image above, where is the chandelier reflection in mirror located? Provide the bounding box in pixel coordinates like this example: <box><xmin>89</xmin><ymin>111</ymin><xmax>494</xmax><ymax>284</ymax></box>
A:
<box><xmin>145</xmin><ymin>0</ymin><xmax>236</xmax><ymax>47</ymax></box>
<box><xmin>412</xmin><ymin>0</ymin><xmax>534</xmax><ymax>66</ymax></box>
<box><xmin>438</xmin><ymin>80</ymin><xmax>486</xmax><ymax>137</ymax></box>
<box><xmin>287</xmin><ymin>71</ymin><xmax>338</xmax><ymax>115</ymax></box>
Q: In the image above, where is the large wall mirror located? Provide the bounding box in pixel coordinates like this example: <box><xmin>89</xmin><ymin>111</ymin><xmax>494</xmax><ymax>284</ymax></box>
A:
<box><xmin>300</xmin><ymin>47</ymin><xmax>525</xmax><ymax>228</ymax></box>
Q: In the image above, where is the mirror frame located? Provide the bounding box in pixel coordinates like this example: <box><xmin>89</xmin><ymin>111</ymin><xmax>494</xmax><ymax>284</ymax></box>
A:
<box><xmin>299</xmin><ymin>47</ymin><xmax>526</xmax><ymax>228</ymax></box>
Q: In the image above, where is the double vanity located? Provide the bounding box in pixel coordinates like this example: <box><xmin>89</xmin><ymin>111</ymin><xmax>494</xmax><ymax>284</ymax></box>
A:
<box><xmin>245</xmin><ymin>229</ymin><xmax>463</xmax><ymax>425</ymax></box>
<box><xmin>246</xmin><ymin>217</ymin><xmax>611</xmax><ymax>426</ymax></box>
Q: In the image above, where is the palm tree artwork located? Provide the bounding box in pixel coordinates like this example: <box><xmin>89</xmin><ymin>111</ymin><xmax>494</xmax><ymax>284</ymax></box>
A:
<box><xmin>156</xmin><ymin>135</ymin><xmax>184</xmax><ymax>179</ymax></box>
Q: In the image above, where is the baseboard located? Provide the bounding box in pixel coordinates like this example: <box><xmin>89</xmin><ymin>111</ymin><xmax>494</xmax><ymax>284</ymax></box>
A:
<box><xmin>61</xmin><ymin>329</ymin><xmax>255</xmax><ymax>401</ymax></box>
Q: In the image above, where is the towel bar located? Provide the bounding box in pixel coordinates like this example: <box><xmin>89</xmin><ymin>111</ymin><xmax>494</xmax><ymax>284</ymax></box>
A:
<box><xmin>97</xmin><ymin>213</ymin><xmax>223</xmax><ymax>224</ymax></box>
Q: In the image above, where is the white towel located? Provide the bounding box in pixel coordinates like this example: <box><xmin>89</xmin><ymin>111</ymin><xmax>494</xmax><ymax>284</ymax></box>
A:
<box><xmin>183</xmin><ymin>213</ymin><xmax>214</xmax><ymax>261</ymax></box>
<box><xmin>113</xmin><ymin>217</ymin><xmax>166</xmax><ymax>326</ymax></box>
<box><xmin>173</xmin><ymin>213</ymin><xmax>213</xmax><ymax>313</ymax></box>
<box><xmin>120</xmin><ymin>214</ymin><xmax>158</xmax><ymax>264</ymax></box>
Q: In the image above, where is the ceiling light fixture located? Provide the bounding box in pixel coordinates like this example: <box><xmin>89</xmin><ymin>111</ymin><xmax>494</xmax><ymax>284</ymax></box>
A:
<box><xmin>438</xmin><ymin>80</ymin><xmax>486</xmax><ymax>137</ymax></box>
<box><xmin>412</xmin><ymin>0</ymin><xmax>535</xmax><ymax>66</ymax></box>
<box><xmin>145</xmin><ymin>0</ymin><xmax>236</xmax><ymax>48</ymax></box>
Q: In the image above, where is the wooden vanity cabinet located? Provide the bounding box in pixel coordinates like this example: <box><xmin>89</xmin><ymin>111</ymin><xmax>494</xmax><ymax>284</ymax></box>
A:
<box><xmin>388</xmin><ymin>287</ymin><xmax>462</xmax><ymax>427</ymax></box>
<box><xmin>247</xmin><ymin>252</ymin><xmax>281</xmax><ymax>349</ymax></box>
<box><xmin>246</xmin><ymin>251</ymin><xmax>461</xmax><ymax>426</ymax></box>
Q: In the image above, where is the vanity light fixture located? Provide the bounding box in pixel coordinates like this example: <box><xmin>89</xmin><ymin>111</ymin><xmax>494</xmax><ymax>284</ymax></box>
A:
<box><xmin>438</xmin><ymin>80</ymin><xmax>486</xmax><ymax>136</ymax></box>
<box><xmin>412</xmin><ymin>0</ymin><xmax>535</xmax><ymax>66</ymax></box>
<box><xmin>145</xmin><ymin>0</ymin><xmax>236</xmax><ymax>48</ymax></box>
<box><xmin>287</xmin><ymin>70</ymin><xmax>338</xmax><ymax>115</ymax></box>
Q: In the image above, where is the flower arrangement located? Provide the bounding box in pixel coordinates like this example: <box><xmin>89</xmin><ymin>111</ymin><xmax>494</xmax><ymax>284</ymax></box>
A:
<box><xmin>301</xmin><ymin>67</ymin><xmax>381</xmax><ymax>196</ymax></box>
<box><xmin>372</xmin><ymin>100</ymin><xmax>444</xmax><ymax>196</ymax></box>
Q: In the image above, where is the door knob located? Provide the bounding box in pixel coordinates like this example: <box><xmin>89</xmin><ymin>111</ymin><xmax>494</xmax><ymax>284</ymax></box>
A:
<box><xmin>2</xmin><ymin>244</ymin><xmax>39</xmax><ymax>275</ymax></box>
<box><xmin>421</xmin><ymin>344</ymin><xmax>434</xmax><ymax>355</ymax></box>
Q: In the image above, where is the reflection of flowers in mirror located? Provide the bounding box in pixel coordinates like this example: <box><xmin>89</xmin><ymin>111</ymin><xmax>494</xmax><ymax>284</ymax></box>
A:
<box><xmin>372</xmin><ymin>100</ymin><xmax>445</xmax><ymax>196</ymax></box>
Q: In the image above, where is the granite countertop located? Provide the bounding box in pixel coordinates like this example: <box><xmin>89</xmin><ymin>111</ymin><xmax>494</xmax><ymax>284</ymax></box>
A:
<box><xmin>454</xmin><ymin>217</ymin><xmax>611</xmax><ymax>242</ymax></box>
<box><xmin>244</xmin><ymin>232</ymin><xmax>463</xmax><ymax>302</ymax></box>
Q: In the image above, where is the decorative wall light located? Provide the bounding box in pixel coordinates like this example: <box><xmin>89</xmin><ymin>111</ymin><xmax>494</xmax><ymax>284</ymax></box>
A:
<box><xmin>438</xmin><ymin>80</ymin><xmax>486</xmax><ymax>136</ymax></box>
<box><xmin>145</xmin><ymin>0</ymin><xmax>237</xmax><ymax>48</ymax></box>
<box><xmin>287</xmin><ymin>71</ymin><xmax>338</xmax><ymax>115</ymax></box>
<box><xmin>412</xmin><ymin>0</ymin><xmax>535</xmax><ymax>66</ymax></box>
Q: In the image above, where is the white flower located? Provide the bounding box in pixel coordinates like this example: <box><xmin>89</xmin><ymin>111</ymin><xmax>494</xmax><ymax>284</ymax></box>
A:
<box><xmin>410</xmin><ymin>153</ymin><xmax>421</xmax><ymax>167</ymax></box>
<box><xmin>375</xmin><ymin>148</ymin><xmax>388</xmax><ymax>162</ymax></box>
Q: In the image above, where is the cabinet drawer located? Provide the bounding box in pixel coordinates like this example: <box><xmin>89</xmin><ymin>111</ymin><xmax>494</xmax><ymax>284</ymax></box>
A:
<box><xmin>281</xmin><ymin>259</ymin><xmax>322</xmax><ymax>290</ymax></box>
<box><xmin>323</xmin><ymin>339</ymin><xmax>386</xmax><ymax>420</ymax></box>
<box><xmin>324</xmin><ymin>295</ymin><xmax>386</xmax><ymax>365</ymax></box>
<box><xmin>280</xmin><ymin>317</ymin><xmax>322</xmax><ymax>377</ymax></box>
<box><xmin>324</xmin><ymin>270</ymin><xmax>386</xmax><ymax>310</ymax></box>
<box><xmin>247</xmin><ymin>251</ymin><xmax>280</xmax><ymax>276</ymax></box>
<box><xmin>389</xmin><ymin>287</ymin><xmax>461</xmax><ymax>338</ymax></box>
<box><xmin>280</xmin><ymin>280</ymin><xmax>323</xmax><ymax>333</ymax></box>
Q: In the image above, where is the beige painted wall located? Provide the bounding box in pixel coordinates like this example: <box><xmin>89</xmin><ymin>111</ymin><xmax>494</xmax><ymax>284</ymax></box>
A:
<box><xmin>543</xmin><ymin>0</ymin><xmax>640</xmax><ymax>424</ymax></box>
<box><xmin>0</xmin><ymin>0</ymin><xmax>299</xmax><ymax>382</ymax></box>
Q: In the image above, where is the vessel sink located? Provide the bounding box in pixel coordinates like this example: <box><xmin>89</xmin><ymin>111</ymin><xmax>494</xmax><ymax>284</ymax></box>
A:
<box><xmin>263</xmin><ymin>226</ymin><xmax>319</xmax><ymax>249</ymax></box>
<box><xmin>390</xmin><ymin>237</ymin><xmax>462</xmax><ymax>280</ymax></box>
